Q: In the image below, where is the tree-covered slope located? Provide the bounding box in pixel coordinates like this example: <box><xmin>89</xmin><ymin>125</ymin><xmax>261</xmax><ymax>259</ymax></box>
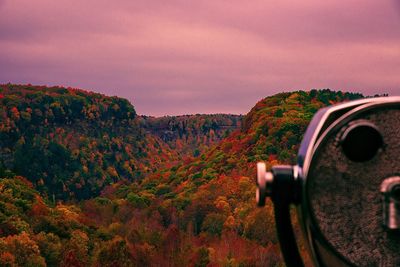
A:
<box><xmin>0</xmin><ymin>84</ymin><xmax>177</xmax><ymax>200</ymax></box>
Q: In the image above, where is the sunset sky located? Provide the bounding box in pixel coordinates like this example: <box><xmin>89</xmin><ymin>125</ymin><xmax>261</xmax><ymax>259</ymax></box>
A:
<box><xmin>1</xmin><ymin>0</ymin><xmax>399</xmax><ymax>116</ymax></box>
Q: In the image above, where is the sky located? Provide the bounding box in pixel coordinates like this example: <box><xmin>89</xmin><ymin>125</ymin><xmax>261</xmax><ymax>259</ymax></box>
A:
<box><xmin>0</xmin><ymin>0</ymin><xmax>400</xmax><ymax>116</ymax></box>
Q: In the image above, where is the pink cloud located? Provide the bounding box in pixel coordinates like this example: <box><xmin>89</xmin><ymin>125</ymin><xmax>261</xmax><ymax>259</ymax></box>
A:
<box><xmin>0</xmin><ymin>0</ymin><xmax>399</xmax><ymax>116</ymax></box>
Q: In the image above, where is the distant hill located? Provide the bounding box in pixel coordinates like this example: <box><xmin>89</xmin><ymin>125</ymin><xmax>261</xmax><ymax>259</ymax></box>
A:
<box><xmin>139</xmin><ymin>114</ymin><xmax>242</xmax><ymax>157</ymax></box>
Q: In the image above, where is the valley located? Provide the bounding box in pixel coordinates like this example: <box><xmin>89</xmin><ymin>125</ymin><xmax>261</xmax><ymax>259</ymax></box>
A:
<box><xmin>0</xmin><ymin>84</ymin><xmax>363</xmax><ymax>266</ymax></box>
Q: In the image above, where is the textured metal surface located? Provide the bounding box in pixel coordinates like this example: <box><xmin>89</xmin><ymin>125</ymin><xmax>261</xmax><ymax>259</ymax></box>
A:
<box><xmin>307</xmin><ymin>107</ymin><xmax>400</xmax><ymax>267</ymax></box>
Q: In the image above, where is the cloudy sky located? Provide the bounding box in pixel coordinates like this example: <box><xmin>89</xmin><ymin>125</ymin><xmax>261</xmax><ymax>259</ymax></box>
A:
<box><xmin>1</xmin><ymin>0</ymin><xmax>399</xmax><ymax>116</ymax></box>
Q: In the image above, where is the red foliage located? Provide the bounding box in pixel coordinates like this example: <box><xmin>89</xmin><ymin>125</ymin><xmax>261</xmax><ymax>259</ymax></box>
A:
<box><xmin>29</xmin><ymin>196</ymin><xmax>49</xmax><ymax>217</ymax></box>
<box><xmin>61</xmin><ymin>250</ymin><xmax>84</xmax><ymax>267</ymax></box>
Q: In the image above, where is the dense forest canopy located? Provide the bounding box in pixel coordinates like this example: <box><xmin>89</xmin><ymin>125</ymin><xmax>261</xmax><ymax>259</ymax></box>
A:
<box><xmin>0</xmin><ymin>84</ymin><xmax>364</xmax><ymax>266</ymax></box>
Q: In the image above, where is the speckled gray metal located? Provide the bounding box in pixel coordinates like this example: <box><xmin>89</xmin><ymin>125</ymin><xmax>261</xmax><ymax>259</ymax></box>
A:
<box><xmin>308</xmin><ymin>107</ymin><xmax>400</xmax><ymax>267</ymax></box>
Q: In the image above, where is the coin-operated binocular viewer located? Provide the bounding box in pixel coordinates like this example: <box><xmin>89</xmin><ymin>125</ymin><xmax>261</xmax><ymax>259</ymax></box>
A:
<box><xmin>256</xmin><ymin>97</ymin><xmax>400</xmax><ymax>267</ymax></box>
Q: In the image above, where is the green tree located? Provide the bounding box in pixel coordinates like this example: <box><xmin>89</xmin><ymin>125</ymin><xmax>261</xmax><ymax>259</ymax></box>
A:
<box><xmin>201</xmin><ymin>213</ymin><xmax>225</xmax><ymax>236</ymax></box>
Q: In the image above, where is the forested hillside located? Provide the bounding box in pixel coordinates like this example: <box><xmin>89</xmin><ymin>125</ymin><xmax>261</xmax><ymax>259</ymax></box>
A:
<box><xmin>0</xmin><ymin>86</ymin><xmax>364</xmax><ymax>266</ymax></box>
<box><xmin>0</xmin><ymin>84</ymin><xmax>178</xmax><ymax>200</ymax></box>
<box><xmin>139</xmin><ymin>114</ymin><xmax>242</xmax><ymax>157</ymax></box>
